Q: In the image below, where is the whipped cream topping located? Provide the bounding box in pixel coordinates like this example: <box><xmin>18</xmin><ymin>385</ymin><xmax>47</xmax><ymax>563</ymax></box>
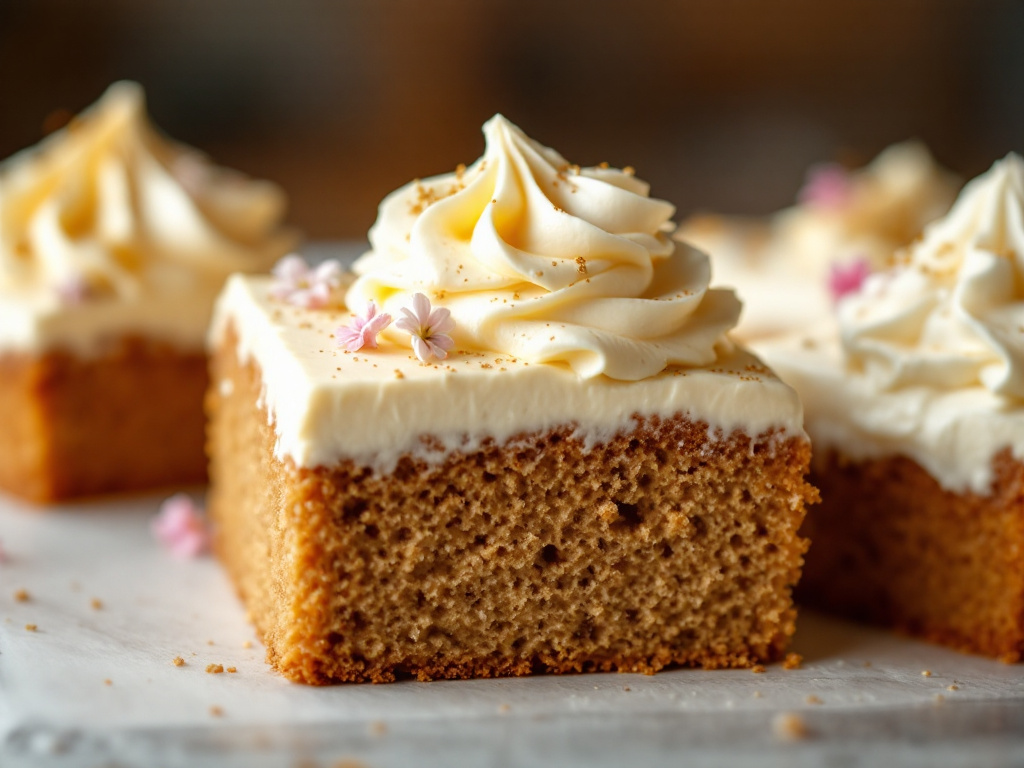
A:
<box><xmin>212</xmin><ymin>274</ymin><xmax>805</xmax><ymax>471</ymax></box>
<box><xmin>347</xmin><ymin>115</ymin><xmax>740</xmax><ymax>381</ymax></box>
<box><xmin>758</xmin><ymin>154</ymin><xmax>1024</xmax><ymax>494</ymax></box>
<box><xmin>0</xmin><ymin>81</ymin><xmax>295</xmax><ymax>355</ymax></box>
<box><xmin>679</xmin><ymin>142</ymin><xmax>959</xmax><ymax>341</ymax></box>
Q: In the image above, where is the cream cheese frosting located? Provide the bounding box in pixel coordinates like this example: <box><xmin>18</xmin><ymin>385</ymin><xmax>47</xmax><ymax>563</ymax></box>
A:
<box><xmin>679</xmin><ymin>142</ymin><xmax>960</xmax><ymax>341</ymax></box>
<box><xmin>758</xmin><ymin>154</ymin><xmax>1024</xmax><ymax>494</ymax></box>
<box><xmin>212</xmin><ymin>273</ymin><xmax>805</xmax><ymax>471</ymax></box>
<box><xmin>347</xmin><ymin>115</ymin><xmax>740</xmax><ymax>381</ymax></box>
<box><xmin>212</xmin><ymin>116</ymin><xmax>806</xmax><ymax>470</ymax></box>
<box><xmin>0</xmin><ymin>81</ymin><xmax>295</xmax><ymax>355</ymax></box>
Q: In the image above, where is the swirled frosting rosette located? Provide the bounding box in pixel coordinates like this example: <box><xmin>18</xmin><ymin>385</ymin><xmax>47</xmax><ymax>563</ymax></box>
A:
<box><xmin>347</xmin><ymin>115</ymin><xmax>739</xmax><ymax>380</ymax></box>
<box><xmin>840</xmin><ymin>153</ymin><xmax>1024</xmax><ymax>399</ymax></box>
<box><xmin>0</xmin><ymin>81</ymin><xmax>294</xmax><ymax>305</ymax></box>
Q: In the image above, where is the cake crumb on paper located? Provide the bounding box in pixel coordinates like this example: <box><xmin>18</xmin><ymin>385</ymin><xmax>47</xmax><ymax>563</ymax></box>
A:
<box><xmin>25</xmin><ymin>623</ymin><xmax>37</xmax><ymax>632</ymax></box>
<box><xmin>90</xmin><ymin>598</ymin><xmax>103</xmax><ymax>610</ymax></box>
<box><xmin>242</xmin><ymin>640</ymin><xmax>254</xmax><ymax>649</ymax></box>
<box><xmin>772</xmin><ymin>712</ymin><xmax>809</xmax><ymax>741</ymax></box>
<box><xmin>805</xmin><ymin>695</ymin><xmax>823</xmax><ymax>705</ymax></box>
<box><xmin>783</xmin><ymin>653</ymin><xmax>803</xmax><ymax>670</ymax></box>
<box><xmin>921</xmin><ymin>669</ymin><xmax>932</xmax><ymax>677</ymax></box>
<box><xmin>104</xmin><ymin>679</ymin><xmax>112</xmax><ymax>686</ymax></box>
<box><xmin>172</xmin><ymin>656</ymin><xmax>185</xmax><ymax>667</ymax></box>
<box><xmin>13</xmin><ymin>589</ymin><xmax>29</xmax><ymax>602</ymax></box>
<box><xmin>227</xmin><ymin>666</ymin><xmax>237</xmax><ymax>673</ymax></box>
<box><xmin>947</xmin><ymin>684</ymin><xmax>959</xmax><ymax>691</ymax></box>
<box><xmin>498</xmin><ymin>704</ymin><xmax>511</xmax><ymax>714</ymax></box>
<box><xmin>368</xmin><ymin>721</ymin><xmax>388</xmax><ymax>737</ymax></box>
<box><xmin>752</xmin><ymin>691</ymin><xmax>763</xmax><ymax>698</ymax></box>
<box><xmin>751</xmin><ymin>664</ymin><xmax>766</xmax><ymax>674</ymax></box>
<box><xmin>206</xmin><ymin>664</ymin><xmax>224</xmax><ymax>674</ymax></box>
<box><xmin>209</xmin><ymin>706</ymin><xmax>223</xmax><ymax>718</ymax></box>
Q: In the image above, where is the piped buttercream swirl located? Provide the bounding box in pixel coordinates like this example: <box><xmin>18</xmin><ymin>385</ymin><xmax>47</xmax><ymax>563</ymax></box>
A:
<box><xmin>840</xmin><ymin>153</ymin><xmax>1024</xmax><ymax>399</ymax></box>
<box><xmin>0</xmin><ymin>81</ymin><xmax>295</xmax><ymax>303</ymax></box>
<box><xmin>347</xmin><ymin>115</ymin><xmax>739</xmax><ymax>380</ymax></box>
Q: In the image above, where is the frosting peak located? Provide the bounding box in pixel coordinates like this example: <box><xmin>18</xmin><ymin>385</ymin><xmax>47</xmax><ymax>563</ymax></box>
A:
<box><xmin>840</xmin><ymin>153</ymin><xmax>1024</xmax><ymax>399</ymax></box>
<box><xmin>0</xmin><ymin>81</ymin><xmax>295</xmax><ymax>303</ymax></box>
<box><xmin>347</xmin><ymin>115</ymin><xmax>739</xmax><ymax>380</ymax></box>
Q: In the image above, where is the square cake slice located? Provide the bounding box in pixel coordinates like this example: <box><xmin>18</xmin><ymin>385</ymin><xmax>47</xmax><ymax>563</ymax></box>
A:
<box><xmin>0</xmin><ymin>82</ymin><xmax>293</xmax><ymax>503</ymax></box>
<box><xmin>207</xmin><ymin>115</ymin><xmax>816</xmax><ymax>684</ymax></box>
<box><xmin>207</xmin><ymin>276</ymin><xmax>815</xmax><ymax>684</ymax></box>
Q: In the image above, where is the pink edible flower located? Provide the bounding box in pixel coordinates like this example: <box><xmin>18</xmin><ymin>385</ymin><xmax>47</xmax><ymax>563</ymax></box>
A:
<box><xmin>828</xmin><ymin>257</ymin><xmax>872</xmax><ymax>302</ymax></box>
<box><xmin>337</xmin><ymin>301</ymin><xmax>393</xmax><ymax>353</ymax></box>
<box><xmin>152</xmin><ymin>494</ymin><xmax>209</xmax><ymax>559</ymax></box>
<box><xmin>270</xmin><ymin>254</ymin><xmax>343</xmax><ymax>309</ymax></box>
<box><xmin>55</xmin><ymin>275</ymin><xmax>93</xmax><ymax>305</ymax></box>
<box><xmin>395</xmin><ymin>292</ymin><xmax>456</xmax><ymax>363</ymax></box>
<box><xmin>798</xmin><ymin>163</ymin><xmax>853</xmax><ymax>210</ymax></box>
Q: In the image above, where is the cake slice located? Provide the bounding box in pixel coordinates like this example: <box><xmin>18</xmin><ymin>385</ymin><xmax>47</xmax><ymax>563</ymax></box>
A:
<box><xmin>759</xmin><ymin>154</ymin><xmax>1024</xmax><ymax>662</ymax></box>
<box><xmin>0</xmin><ymin>82</ymin><xmax>295</xmax><ymax>502</ymax></box>
<box><xmin>207</xmin><ymin>115</ymin><xmax>816</xmax><ymax>684</ymax></box>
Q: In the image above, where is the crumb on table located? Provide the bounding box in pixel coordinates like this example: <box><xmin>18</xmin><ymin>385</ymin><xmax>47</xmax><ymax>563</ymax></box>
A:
<box><xmin>751</xmin><ymin>664</ymin><xmax>766</xmax><ymax>674</ymax></box>
<box><xmin>227</xmin><ymin>666</ymin><xmax>237</xmax><ymax>673</ymax></box>
<box><xmin>14</xmin><ymin>589</ymin><xmax>30</xmax><ymax>602</ymax></box>
<box><xmin>783</xmin><ymin>653</ymin><xmax>803</xmax><ymax>670</ymax></box>
<box><xmin>90</xmin><ymin>598</ymin><xmax>103</xmax><ymax>610</ymax></box>
<box><xmin>172</xmin><ymin>656</ymin><xmax>185</xmax><ymax>667</ymax></box>
<box><xmin>209</xmin><ymin>705</ymin><xmax>223</xmax><ymax>717</ymax></box>
<box><xmin>772</xmin><ymin>712</ymin><xmax>809</xmax><ymax>741</ymax></box>
<box><xmin>206</xmin><ymin>663</ymin><xmax>224</xmax><ymax>674</ymax></box>
<box><xmin>805</xmin><ymin>695</ymin><xmax>823</xmax><ymax>705</ymax></box>
<box><xmin>921</xmin><ymin>669</ymin><xmax>932</xmax><ymax>677</ymax></box>
<box><xmin>24</xmin><ymin>623</ymin><xmax>37</xmax><ymax>632</ymax></box>
<box><xmin>947</xmin><ymin>684</ymin><xmax>959</xmax><ymax>691</ymax></box>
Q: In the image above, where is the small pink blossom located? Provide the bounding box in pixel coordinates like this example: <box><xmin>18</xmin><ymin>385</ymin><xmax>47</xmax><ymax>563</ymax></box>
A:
<box><xmin>270</xmin><ymin>255</ymin><xmax>343</xmax><ymax>309</ymax></box>
<box><xmin>828</xmin><ymin>257</ymin><xmax>872</xmax><ymax>302</ymax></box>
<box><xmin>152</xmin><ymin>494</ymin><xmax>209</xmax><ymax>559</ymax></box>
<box><xmin>337</xmin><ymin>301</ymin><xmax>393</xmax><ymax>352</ymax></box>
<box><xmin>798</xmin><ymin>163</ymin><xmax>853</xmax><ymax>210</ymax></box>
<box><xmin>395</xmin><ymin>292</ymin><xmax>456</xmax><ymax>363</ymax></box>
<box><xmin>55</xmin><ymin>274</ymin><xmax>93</xmax><ymax>305</ymax></box>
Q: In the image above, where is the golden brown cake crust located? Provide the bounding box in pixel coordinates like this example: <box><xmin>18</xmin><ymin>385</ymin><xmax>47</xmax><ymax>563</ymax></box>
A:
<box><xmin>0</xmin><ymin>339</ymin><xmax>208</xmax><ymax>503</ymax></box>
<box><xmin>800</xmin><ymin>451</ymin><xmax>1024</xmax><ymax>663</ymax></box>
<box><xmin>208</xmin><ymin>326</ymin><xmax>817</xmax><ymax>684</ymax></box>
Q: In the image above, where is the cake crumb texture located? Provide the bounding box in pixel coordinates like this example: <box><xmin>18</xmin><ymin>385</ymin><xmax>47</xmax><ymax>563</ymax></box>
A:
<box><xmin>0</xmin><ymin>338</ymin><xmax>208</xmax><ymax>502</ymax></box>
<box><xmin>208</xmin><ymin>328</ymin><xmax>815</xmax><ymax>684</ymax></box>
<box><xmin>800</xmin><ymin>450</ymin><xmax>1024</xmax><ymax>662</ymax></box>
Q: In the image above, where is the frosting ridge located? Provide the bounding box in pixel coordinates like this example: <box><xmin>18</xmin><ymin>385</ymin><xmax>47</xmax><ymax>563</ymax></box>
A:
<box><xmin>347</xmin><ymin>115</ymin><xmax>739</xmax><ymax>380</ymax></box>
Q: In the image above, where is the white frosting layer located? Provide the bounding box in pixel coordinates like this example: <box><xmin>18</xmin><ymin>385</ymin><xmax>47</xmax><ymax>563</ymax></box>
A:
<box><xmin>758</xmin><ymin>155</ymin><xmax>1024</xmax><ymax>494</ymax></box>
<box><xmin>0</xmin><ymin>81</ymin><xmax>295</xmax><ymax>355</ymax></box>
<box><xmin>348</xmin><ymin>115</ymin><xmax>740</xmax><ymax>381</ymax></box>
<box><xmin>679</xmin><ymin>142</ymin><xmax>959</xmax><ymax>341</ymax></box>
<box><xmin>212</xmin><ymin>274</ymin><xmax>806</xmax><ymax>471</ymax></box>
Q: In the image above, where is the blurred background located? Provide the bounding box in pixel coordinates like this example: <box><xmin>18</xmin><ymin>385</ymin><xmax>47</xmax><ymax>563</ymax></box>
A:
<box><xmin>1</xmin><ymin>0</ymin><xmax>1022</xmax><ymax>240</ymax></box>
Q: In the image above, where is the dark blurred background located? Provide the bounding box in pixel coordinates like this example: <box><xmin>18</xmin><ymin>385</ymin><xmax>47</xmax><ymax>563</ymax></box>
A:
<box><xmin>2</xmin><ymin>0</ymin><xmax>1022</xmax><ymax>239</ymax></box>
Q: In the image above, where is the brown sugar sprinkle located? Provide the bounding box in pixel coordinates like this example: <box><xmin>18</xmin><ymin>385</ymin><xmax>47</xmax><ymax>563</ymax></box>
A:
<box><xmin>805</xmin><ymin>695</ymin><xmax>823</xmax><ymax>705</ymax></box>
<box><xmin>751</xmin><ymin>664</ymin><xmax>766</xmax><ymax>674</ymax></box>
<box><xmin>783</xmin><ymin>653</ymin><xmax>803</xmax><ymax>670</ymax></box>
<box><xmin>772</xmin><ymin>712</ymin><xmax>809</xmax><ymax>742</ymax></box>
<box><xmin>206</xmin><ymin>664</ymin><xmax>224</xmax><ymax>674</ymax></box>
<box><xmin>172</xmin><ymin>656</ymin><xmax>186</xmax><ymax>667</ymax></box>
<box><xmin>25</xmin><ymin>623</ymin><xmax>37</xmax><ymax>632</ymax></box>
<box><xmin>90</xmin><ymin>598</ymin><xmax>103</xmax><ymax>610</ymax></box>
<box><xmin>227</xmin><ymin>666</ymin><xmax>237</xmax><ymax>674</ymax></box>
<box><xmin>210</xmin><ymin>706</ymin><xmax>224</xmax><ymax>718</ymax></box>
<box><xmin>13</xmin><ymin>589</ymin><xmax>29</xmax><ymax>602</ymax></box>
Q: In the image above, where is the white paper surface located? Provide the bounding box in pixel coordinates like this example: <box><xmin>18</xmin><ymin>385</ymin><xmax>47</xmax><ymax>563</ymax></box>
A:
<box><xmin>2</xmin><ymin>491</ymin><xmax>1023</xmax><ymax>768</ymax></box>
